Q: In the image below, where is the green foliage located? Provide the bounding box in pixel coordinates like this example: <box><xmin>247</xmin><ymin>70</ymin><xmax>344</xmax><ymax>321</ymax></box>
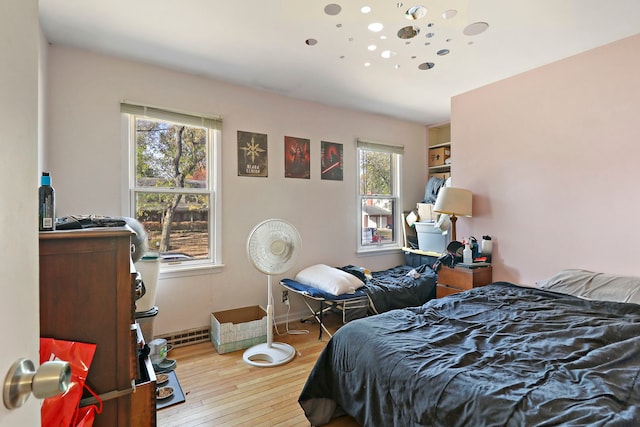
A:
<box><xmin>359</xmin><ymin>150</ymin><xmax>392</xmax><ymax>196</ymax></box>
<box><xmin>135</xmin><ymin>119</ymin><xmax>207</xmax><ymax>187</ymax></box>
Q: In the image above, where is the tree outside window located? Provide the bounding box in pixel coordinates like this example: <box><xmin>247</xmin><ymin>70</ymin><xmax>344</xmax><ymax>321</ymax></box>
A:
<box><xmin>123</xmin><ymin>103</ymin><xmax>221</xmax><ymax>267</ymax></box>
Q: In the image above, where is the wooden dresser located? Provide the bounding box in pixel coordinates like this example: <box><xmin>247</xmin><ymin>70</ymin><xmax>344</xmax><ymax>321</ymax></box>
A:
<box><xmin>436</xmin><ymin>265</ymin><xmax>493</xmax><ymax>298</ymax></box>
<box><xmin>39</xmin><ymin>227</ymin><xmax>156</xmax><ymax>426</ymax></box>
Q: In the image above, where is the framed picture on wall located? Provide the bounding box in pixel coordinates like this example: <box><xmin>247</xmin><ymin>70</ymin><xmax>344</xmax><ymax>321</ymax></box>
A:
<box><xmin>284</xmin><ymin>136</ymin><xmax>310</xmax><ymax>179</ymax></box>
<box><xmin>321</xmin><ymin>141</ymin><xmax>343</xmax><ymax>181</ymax></box>
<box><xmin>238</xmin><ymin>130</ymin><xmax>268</xmax><ymax>177</ymax></box>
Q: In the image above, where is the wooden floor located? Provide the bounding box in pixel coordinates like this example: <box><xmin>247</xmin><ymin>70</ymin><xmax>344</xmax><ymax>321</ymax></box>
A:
<box><xmin>156</xmin><ymin>314</ymin><xmax>360</xmax><ymax>427</ymax></box>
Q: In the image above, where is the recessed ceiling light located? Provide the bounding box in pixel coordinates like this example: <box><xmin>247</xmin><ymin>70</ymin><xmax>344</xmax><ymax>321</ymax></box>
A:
<box><xmin>368</xmin><ymin>22</ymin><xmax>384</xmax><ymax>32</ymax></box>
<box><xmin>463</xmin><ymin>22</ymin><xmax>489</xmax><ymax>36</ymax></box>
<box><xmin>405</xmin><ymin>6</ymin><xmax>427</xmax><ymax>20</ymax></box>
<box><xmin>442</xmin><ymin>9</ymin><xmax>457</xmax><ymax>20</ymax></box>
<box><xmin>397</xmin><ymin>25</ymin><xmax>420</xmax><ymax>39</ymax></box>
<box><xmin>418</xmin><ymin>62</ymin><xmax>435</xmax><ymax>70</ymax></box>
<box><xmin>361</xmin><ymin>6</ymin><xmax>371</xmax><ymax>13</ymax></box>
<box><xmin>381</xmin><ymin>50</ymin><xmax>396</xmax><ymax>59</ymax></box>
<box><xmin>305</xmin><ymin>39</ymin><xmax>318</xmax><ymax>46</ymax></box>
<box><xmin>324</xmin><ymin>4</ymin><xmax>342</xmax><ymax>16</ymax></box>
<box><xmin>368</xmin><ymin>44</ymin><xmax>377</xmax><ymax>51</ymax></box>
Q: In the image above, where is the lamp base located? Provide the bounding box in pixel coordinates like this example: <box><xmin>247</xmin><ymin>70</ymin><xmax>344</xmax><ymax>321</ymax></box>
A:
<box><xmin>450</xmin><ymin>214</ymin><xmax>458</xmax><ymax>241</ymax></box>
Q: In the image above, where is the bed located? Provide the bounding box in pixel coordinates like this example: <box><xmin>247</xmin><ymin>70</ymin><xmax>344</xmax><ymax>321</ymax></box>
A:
<box><xmin>282</xmin><ymin>264</ymin><xmax>437</xmax><ymax>339</ymax></box>
<box><xmin>299</xmin><ymin>270</ymin><xmax>640</xmax><ymax>426</ymax></box>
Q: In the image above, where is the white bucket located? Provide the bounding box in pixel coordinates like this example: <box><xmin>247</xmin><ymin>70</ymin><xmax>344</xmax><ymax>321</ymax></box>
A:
<box><xmin>134</xmin><ymin>252</ymin><xmax>160</xmax><ymax>312</ymax></box>
<box><xmin>415</xmin><ymin>221</ymin><xmax>447</xmax><ymax>253</ymax></box>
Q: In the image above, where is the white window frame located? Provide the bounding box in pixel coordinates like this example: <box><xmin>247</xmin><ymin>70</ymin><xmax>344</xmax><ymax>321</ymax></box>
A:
<box><xmin>356</xmin><ymin>139</ymin><xmax>404</xmax><ymax>254</ymax></box>
<box><xmin>121</xmin><ymin>102</ymin><xmax>223</xmax><ymax>275</ymax></box>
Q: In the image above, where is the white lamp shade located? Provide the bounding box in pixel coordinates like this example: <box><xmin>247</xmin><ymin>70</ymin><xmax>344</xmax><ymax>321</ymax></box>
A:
<box><xmin>433</xmin><ymin>187</ymin><xmax>472</xmax><ymax>217</ymax></box>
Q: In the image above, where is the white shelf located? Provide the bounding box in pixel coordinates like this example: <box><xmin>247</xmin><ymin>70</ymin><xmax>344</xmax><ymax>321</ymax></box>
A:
<box><xmin>429</xmin><ymin>164</ymin><xmax>451</xmax><ymax>172</ymax></box>
<box><xmin>429</xmin><ymin>141</ymin><xmax>451</xmax><ymax>149</ymax></box>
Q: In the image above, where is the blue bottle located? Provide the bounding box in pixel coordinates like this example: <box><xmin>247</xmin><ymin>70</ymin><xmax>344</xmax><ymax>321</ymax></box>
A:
<box><xmin>39</xmin><ymin>172</ymin><xmax>55</xmax><ymax>231</ymax></box>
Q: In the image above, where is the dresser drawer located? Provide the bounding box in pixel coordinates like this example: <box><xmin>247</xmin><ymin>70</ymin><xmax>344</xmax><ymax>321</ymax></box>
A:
<box><xmin>437</xmin><ymin>266</ymin><xmax>493</xmax><ymax>292</ymax></box>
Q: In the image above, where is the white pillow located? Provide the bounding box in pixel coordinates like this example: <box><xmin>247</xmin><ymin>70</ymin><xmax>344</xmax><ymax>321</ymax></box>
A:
<box><xmin>295</xmin><ymin>264</ymin><xmax>364</xmax><ymax>296</ymax></box>
<box><xmin>536</xmin><ymin>269</ymin><xmax>640</xmax><ymax>304</ymax></box>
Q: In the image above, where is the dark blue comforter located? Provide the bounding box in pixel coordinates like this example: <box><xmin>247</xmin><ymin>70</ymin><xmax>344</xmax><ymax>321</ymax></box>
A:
<box><xmin>299</xmin><ymin>282</ymin><xmax>640</xmax><ymax>426</ymax></box>
<box><xmin>363</xmin><ymin>264</ymin><xmax>436</xmax><ymax>314</ymax></box>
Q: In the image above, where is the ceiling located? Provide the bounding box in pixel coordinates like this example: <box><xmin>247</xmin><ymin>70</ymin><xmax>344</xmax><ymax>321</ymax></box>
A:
<box><xmin>39</xmin><ymin>0</ymin><xmax>640</xmax><ymax>125</ymax></box>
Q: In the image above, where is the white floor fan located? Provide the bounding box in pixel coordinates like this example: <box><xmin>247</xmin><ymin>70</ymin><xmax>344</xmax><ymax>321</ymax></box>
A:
<box><xmin>243</xmin><ymin>219</ymin><xmax>301</xmax><ymax>367</ymax></box>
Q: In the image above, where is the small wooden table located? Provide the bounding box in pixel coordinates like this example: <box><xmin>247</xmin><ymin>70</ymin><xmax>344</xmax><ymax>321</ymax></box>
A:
<box><xmin>436</xmin><ymin>265</ymin><xmax>493</xmax><ymax>298</ymax></box>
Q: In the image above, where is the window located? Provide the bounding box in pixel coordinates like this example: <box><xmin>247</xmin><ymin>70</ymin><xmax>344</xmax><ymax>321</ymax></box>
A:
<box><xmin>122</xmin><ymin>103</ymin><xmax>222</xmax><ymax>269</ymax></box>
<box><xmin>357</xmin><ymin>139</ymin><xmax>403</xmax><ymax>252</ymax></box>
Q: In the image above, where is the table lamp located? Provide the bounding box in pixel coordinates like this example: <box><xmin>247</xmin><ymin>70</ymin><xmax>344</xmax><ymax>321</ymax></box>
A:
<box><xmin>433</xmin><ymin>187</ymin><xmax>472</xmax><ymax>241</ymax></box>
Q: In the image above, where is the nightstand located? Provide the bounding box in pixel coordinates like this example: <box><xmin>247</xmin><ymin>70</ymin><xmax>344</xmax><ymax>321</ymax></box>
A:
<box><xmin>436</xmin><ymin>265</ymin><xmax>493</xmax><ymax>298</ymax></box>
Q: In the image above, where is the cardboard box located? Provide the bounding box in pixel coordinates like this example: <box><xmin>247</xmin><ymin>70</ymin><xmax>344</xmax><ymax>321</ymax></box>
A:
<box><xmin>429</xmin><ymin>147</ymin><xmax>451</xmax><ymax>166</ymax></box>
<box><xmin>417</xmin><ymin>203</ymin><xmax>437</xmax><ymax>222</ymax></box>
<box><xmin>210</xmin><ymin>305</ymin><xmax>267</xmax><ymax>354</ymax></box>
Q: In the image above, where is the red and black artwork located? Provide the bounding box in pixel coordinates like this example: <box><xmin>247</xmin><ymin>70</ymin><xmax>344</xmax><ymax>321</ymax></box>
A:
<box><xmin>321</xmin><ymin>141</ymin><xmax>343</xmax><ymax>181</ymax></box>
<box><xmin>284</xmin><ymin>136</ymin><xmax>310</xmax><ymax>179</ymax></box>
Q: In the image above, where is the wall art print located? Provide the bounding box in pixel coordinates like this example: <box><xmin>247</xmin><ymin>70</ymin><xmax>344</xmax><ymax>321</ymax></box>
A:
<box><xmin>238</xmin><ymin>130</ymin><xmax>268</xmax><ymax>177</ymax></box>
<box><xmin>284</xmin><ymin>136</ymin><xmax>310</xmax><ymax>179</ymax></box>
<box><xmin>321</xmin><ymin>141</ymin><xmax>343</xmax><ymax>181</ymax></box>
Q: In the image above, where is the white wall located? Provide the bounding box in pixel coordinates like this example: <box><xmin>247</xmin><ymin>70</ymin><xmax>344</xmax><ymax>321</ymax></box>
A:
<box><xmin>45</xmin><ymin>45</ymin><xmax>429</xmax><ymax>335</ymax></box>
<box><xmin>452</xmin><ymin>34</ymin><xmax>640</xmax><ymax>285</ymax></box>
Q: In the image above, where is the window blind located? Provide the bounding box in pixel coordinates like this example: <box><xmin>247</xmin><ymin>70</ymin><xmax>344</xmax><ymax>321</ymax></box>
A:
<box><xmin>356</xmin><ymin>139</ymin><xmax>404</xmax><ymax>155</ymax></box>
<box><xmin>120</xmin><ymin>102</ymin><xmax>222</xmax><ymax>130</ymax></box>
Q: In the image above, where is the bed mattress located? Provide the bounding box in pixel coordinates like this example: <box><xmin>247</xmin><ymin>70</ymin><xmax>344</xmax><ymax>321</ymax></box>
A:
<box><xmin>299</xmin><ymin>282</ymin><xmax>640</xmax><ymax>426</ymax></box>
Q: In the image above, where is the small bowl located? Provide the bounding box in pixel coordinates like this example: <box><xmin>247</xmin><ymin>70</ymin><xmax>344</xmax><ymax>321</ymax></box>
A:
<box><xmin>156</xmin><ymin>386</ymin><xmax>174</xmax><ymax>400</ymax></box>
<box><xmin>156</xmin><ymin>373</ymin><xmax>169</xmax><ymax>385</ymax></box>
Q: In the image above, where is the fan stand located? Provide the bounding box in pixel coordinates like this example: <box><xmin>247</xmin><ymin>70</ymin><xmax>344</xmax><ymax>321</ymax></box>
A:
<box><xmin>242</xmin><ymin>275</ymin><xmax>296</xmax><ymax>367</ymax></box>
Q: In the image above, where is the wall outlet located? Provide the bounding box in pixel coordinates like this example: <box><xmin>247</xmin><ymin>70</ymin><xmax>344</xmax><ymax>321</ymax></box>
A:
<box><xmin>282</xmin><ymin>290</ymin><xmax>289</xmax><ymax>303</ymax></box>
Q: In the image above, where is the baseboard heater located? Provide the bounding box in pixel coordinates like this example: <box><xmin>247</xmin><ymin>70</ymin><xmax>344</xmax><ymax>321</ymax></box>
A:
<box><xmin>156</xmin><ymin>326</ymin><xmax>210</xmax><ymax>348</ymax></box>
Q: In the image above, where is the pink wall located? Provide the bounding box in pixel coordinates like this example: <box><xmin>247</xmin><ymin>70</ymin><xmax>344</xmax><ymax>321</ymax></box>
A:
<box><xmin>452</xmin><ymin>34</ymin><xmax>640</xmax><ymax>285</ymax></box>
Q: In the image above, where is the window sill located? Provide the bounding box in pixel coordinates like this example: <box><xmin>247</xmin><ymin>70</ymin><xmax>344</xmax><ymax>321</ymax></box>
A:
<box><xmin>159</xmin><ymin>262</ymin><xmax>225</xmax><ymax>280</ymax></box>
<box><xmin>356</xmin><ymin>245</ymin><xmax>403</xmax><ymax>257</ymax></box>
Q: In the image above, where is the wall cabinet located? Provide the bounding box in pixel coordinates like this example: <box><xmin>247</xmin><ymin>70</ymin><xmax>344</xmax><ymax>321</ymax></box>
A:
<box><xmin>428</xmin><ymin>122</ymin><xmax>451</xmax><ymax>181</ymax></box>
<box><xmin>39</xmin><ymin>227</ymin><xmax>156</xmax><ymax>427</ymax></box>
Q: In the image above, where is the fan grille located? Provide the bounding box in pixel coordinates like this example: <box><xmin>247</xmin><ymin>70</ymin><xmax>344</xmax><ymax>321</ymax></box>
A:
<box><xmin>247</xmin><ymin>219</ymin><xmax>301</xmax><ymax>275</ymax></box>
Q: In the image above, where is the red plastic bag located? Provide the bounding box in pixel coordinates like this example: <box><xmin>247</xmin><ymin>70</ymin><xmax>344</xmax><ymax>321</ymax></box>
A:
<box><xmin>40</xmin><ymin>337</ymin><xmax>98</xmax><ymax>427</ymax></box>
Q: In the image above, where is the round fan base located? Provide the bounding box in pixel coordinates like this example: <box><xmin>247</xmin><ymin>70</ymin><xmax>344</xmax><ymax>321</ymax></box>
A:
<box><xmin>242</xmin><ymin>342</ymin><xmax>296</xmax><ymax>367</ymax></box>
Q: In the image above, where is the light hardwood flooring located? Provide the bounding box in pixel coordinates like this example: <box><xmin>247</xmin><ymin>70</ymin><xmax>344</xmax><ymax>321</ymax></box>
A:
<box><xmin>156</xmin><ymin>314</ymin><xmax>360</xmax><ymax>427</ymax></box>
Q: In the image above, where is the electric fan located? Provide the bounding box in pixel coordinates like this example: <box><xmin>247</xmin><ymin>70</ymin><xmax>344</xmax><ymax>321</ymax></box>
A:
<box><xmin>243</xmin><ymin>219</ymin><xmax>301</xmax><ymax>367</ymax></box>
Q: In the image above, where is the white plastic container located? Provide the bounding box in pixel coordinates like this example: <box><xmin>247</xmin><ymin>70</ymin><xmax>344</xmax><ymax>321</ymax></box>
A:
<box><xmin>463</xmin><ymin>244</ymin><xmax>473</xmax><ymax>264</ymax></box>
<box><xmin>149</xmin><ymin>338</ymin><xmax>168</xmax><ymax>364</ymax></box>
<box><xmin>414</xmin><ymin>221</ymin><xmax>447</xmax><ymax>253</ymax></box>
<box><xmin>481</xmin><ymin>237</ymin><xmax>493</xmax><ymax>255</ymax></box>
<box><xmin>134</xmin><ymin>252</ymin><xmax>160</xmax><ymax>312</ymax></box>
